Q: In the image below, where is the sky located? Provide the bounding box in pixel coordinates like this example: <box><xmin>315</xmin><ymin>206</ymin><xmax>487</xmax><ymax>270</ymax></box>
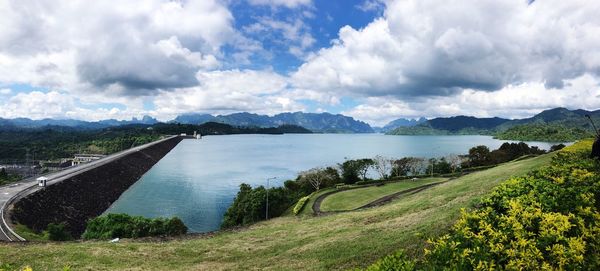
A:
<box><xmin>1</xmin><ymin>0</ymin><xmax>600</xmax><ymax>126</ymax></box>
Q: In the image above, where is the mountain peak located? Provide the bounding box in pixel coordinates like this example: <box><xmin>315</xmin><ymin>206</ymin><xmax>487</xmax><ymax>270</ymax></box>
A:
<box><xmin>529</xmin><ymin>107</ymin><xmax>582</xmax><ymax>122</ymax></box>
<box><xmin>173</xmin><ymin>112</ymin><xmax>373</xmax><ymax>133</ymax></box>
<box><xmin>380</xmin><ymin>117</ymin><xmax>426</xmax><ymax>132</ymax></box>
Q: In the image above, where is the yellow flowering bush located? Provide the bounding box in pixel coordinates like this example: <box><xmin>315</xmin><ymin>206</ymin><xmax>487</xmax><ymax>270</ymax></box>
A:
<box><xmin>293</xmin><ymin>195</ymin><xmax>310</xmax><ymax>215</ymax></box>
<box><xmin>366</xmin><ymin>139</ymin><xmax>600</xmax><ymax>270</ymax></box>
<box><xmin>423</xmin><ymin>139</ymin><xmax>600</xmax><ymax>270</ymax></box>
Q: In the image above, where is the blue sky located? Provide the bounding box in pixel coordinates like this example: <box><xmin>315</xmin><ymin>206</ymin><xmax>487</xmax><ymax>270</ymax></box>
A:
<box><xmin>228</xmin><ymin>0</ymin><xmax>383</xmax><ymax>73</ymax></box>
<box><xmin>0</xmin><ymin>0</ymin><xmax>599</xmax><ymax>125</ymax></box>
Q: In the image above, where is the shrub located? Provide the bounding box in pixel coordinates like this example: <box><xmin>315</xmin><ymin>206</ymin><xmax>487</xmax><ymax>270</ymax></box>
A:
<box><xmin>364</xmin><ymin>250</ymin><xmax>415</xmax><ymax>271</ymax></box>
<box><xmin>47</xmin><ymin>222</ymin><xmax>72</xmax><ymax>241</ymax></box>
<box><xmin>293</xmin><ymin>196</ymin><xmax>310</xmax><ymax>215</ymax></box>
<box><xmin>355</xmin><ymin>179</ymin><xmax>382</xmax><ymax>185</ymax></box>
<box><xmin>335</xmin><ymin>183</ymin><xmax>351</xmax><ymax>189</ymax></box>
<box><xmin>423</xmin><ymin>139</ymin><xmax>600</xmax><ymax>270</ymax></box>
<box><xmin>82</xmin><ymin>213</ymin><xmax>188</xmax><ymax>240</ymax></box>
<box><xmin>221</xmin><ymin>184</ymin><xmax>299</xmax><ymax>228</ymax></box>
<box><xmin>165</xmin><ymin>217</ymin><xmax>188</xmax><ymax>236</ymax></box>
<box><xmin>365</xmin><ymin>139</ymin><xmax>600</xmax><ymax>270</ymax></box>
<box><xmin>550</xmin><ymin>143</ymin><xmax>566</xmax><ymax>152</ymax></box>
<box><xmin>387</xmin><ymin>175</ymin><xmax>413</xmax><ymax>181</ymax></box>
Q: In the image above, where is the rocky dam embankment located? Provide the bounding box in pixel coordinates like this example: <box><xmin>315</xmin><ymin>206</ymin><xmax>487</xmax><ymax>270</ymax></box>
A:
<box><xmin>10</xmin><ymin>136</ymin><xmax>183</xmax><ymax>237</ymax></box>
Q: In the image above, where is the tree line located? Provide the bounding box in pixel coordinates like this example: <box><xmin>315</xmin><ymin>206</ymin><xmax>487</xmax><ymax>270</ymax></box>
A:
<box><xmin>0</xmin><ymin>125</ymin><xmax>161</xmax><ymax>163</ymax></box>
<box><xmin>222</xmin><ymin>142</ymin><xmax>565</xmax><ymax>229</ymax></box>
<box><xmin>0</xmin><ymin>122</ymin><xmax>312</xmax><ymax>170</ymax></box>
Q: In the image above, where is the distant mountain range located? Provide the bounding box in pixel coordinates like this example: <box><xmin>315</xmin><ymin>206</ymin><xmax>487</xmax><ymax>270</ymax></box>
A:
<box><xmin>0</xmin><ymin>112</ymin><xmax>372</xmax><ymax>133</ymax></box>
<box><xmin>0</xmin><ymin>115</ymin><xmax>159</xmax><ymax>130</ymax></box>
<box><xmin>1</xmin><ymin>108</ymin><xmax>598</xmax><ymax>140</ymax></box>
<box><xmin>172</xmin><ymin>112</ymin><xmax>373</xmax><ymax>133</ymax></box>
<box><xmin>375</xmin><ymin>117</ymin><xmax>427</xmax><ymax>133</ymax></box>
<box><xmin>387</xmin><ymin>107</ymin><xmax>600</xmax><ymax>141</ymax></box>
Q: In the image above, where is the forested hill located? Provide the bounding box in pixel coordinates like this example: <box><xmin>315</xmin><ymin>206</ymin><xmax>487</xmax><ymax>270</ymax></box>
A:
<box><xmin>387</xmin><ymin>107</ymin><xmax>600</xmax><ymax>141</ymax></box>
<box><xmin>386</xmin><ymin>116</ymin><xmax>511</xmax><ymax>135</ymax></box>
<box><xmin>172</xmin><ymin>112</ymin><xmax>374</xmax><ymax>133</ymax></box>
<box><xmin>152</xmin><ymin>122</ymin><xmax>312</xmax><ymax>136</ymax></box>
<box><xmin>0</xmin><ymin>122</ymin><xmax>311</xmax><ymax>162</ymax></box>
<box><xmin>428</xmin><ymin>116</ymin><xmax>510</xmax><ymax>132</ymax></box>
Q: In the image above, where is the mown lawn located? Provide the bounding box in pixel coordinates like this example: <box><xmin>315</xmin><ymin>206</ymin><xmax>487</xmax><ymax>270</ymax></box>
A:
<box><xmin>0</xmin><ymin>154</ymin><xmax>552</xmax><ymax>271</ymax></box>
<box><xmin>320</xmin><ymin>177</ymin><xmax>448</xmax><ymax>212</ymax></box>
<box><xmin>296</xmin><ymin>188</ymin><xmax>334</xmax><ymax>216</ymax></box>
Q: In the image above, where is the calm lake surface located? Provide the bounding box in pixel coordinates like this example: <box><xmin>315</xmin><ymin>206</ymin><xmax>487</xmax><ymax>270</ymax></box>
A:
<box><xmin>106</xmin><ymin>134</ymin><xmax>560</xmax><ymax>232</ymax></box>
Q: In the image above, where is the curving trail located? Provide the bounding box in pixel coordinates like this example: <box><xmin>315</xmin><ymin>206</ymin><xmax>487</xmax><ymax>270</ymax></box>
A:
<box><xmin>312</xmin><ymin>180</ymin><xmax>451</xmax><ymax>215</ymax></box>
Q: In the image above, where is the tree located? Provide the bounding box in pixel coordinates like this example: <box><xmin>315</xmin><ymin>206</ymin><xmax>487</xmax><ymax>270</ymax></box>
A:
<box><xmin>393</xmin><ymin>157</ymin><xmax>426</xmax><ymax>176</ymax></box>
<box><xmin>221</xmin><ymin>183</ymin><xmax>255</xmax><ymax>228</ymax></box>
<box><xmin>321</xmin><ymin>167</ymin><xmax>341</xmax><ymax>187</ymax></box>
<box><xmin>550</xmin><ymin>144</ymin><xmax>566</xmax><ymax>152</ymax></box>
<box><xmin>392</xmin><ymin>157</ymin><xmax>415</xmax><ymax>177</ymax></box>
<box><xmin>299</xmin><ymin>167</ymin><xmax>331</xmax><ymax>191</ymax></box>
<box><xmin>446</xmin><ymin>155</ymin><xmax>463</xmax><ymax>173</ymax></box>
<box><xmin>408</xmin><ymin>157</ymin><xmax>426</xmax><ymax>176</ymax></box>
<box><xmin>339</xmin><ymin>159</ymin><xmax>375</xmax><ymax>184</ymax></box>
<box><xmin>434</xmin><ymin>157</ymin><xmax>452</xmax><ymax>174</ymax></box>
<box><xmin>489</xmin><ymin>149</ymin><xmax>511</xmax><ymax>165</ymax></box>
<box><xmin>356</xmin><ymin>159</ymin><xmax>375</xmax><ymax>180</ymax></box>
<box><xmin>373</xmin><ymin>155</ymin><xmax>392</xmax><ymax>180</ymax></box>
<box><xmin>468</xmin><ymin>145</ymin><xmax>491</xmax><ymax>167</ymax></box>
<box><xmin>222</xmin><ymin>182</ymin><xmax>303</xmax><ymax>228</ymax></box>
<box><xmin>339</xmin><ymin>160</ymin><xmax>361</xmax><ymax>184</ymax></box>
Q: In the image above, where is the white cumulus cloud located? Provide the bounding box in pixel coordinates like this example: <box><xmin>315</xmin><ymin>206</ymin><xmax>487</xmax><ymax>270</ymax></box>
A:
<box><xmin>293</xmin><ymin>0</ymin><xmax>600</xmax><ymax>98</ymax></box>
<box><xmin>0</xmin><ymin>0</ymin><xmax>238</xmax><ymax>95</ymax></box>
<box><xmin>152</xmin><ymin>69</ymin><xmax>304</xmax><ymax>120</ymax></box>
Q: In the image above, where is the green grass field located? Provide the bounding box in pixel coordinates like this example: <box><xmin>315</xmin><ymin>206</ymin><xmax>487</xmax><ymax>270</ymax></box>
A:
<box><xmin>0</xmin><ymin>154</ymin><xmax>553</xmax><ymax>270</ymax></box>
<box><xmin>296</xmin><ymin>188</ymin><xmax>334</xmax><ymax>216</ymax></box>
<box><xmin>320</xmin><ymin>177</ymin><xmax>448</xmax><ymax>212</ymax></box>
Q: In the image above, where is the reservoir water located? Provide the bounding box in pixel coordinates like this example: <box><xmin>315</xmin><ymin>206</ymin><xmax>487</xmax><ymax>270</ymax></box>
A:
<box><xmin>106</xmin><ymin>134</ymin><xmax>560</xmax><ymax>232</ymax></box>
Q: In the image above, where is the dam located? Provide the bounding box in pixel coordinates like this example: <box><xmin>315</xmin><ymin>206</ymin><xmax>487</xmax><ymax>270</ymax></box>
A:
<box><xmin>0</xmin><ymin>135</ymin><xmax>185</xmax><ymax>241</ymax></box>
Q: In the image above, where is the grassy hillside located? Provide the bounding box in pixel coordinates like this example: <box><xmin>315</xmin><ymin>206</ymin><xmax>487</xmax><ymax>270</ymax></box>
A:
<box><xmin>364</xmin><ymin>139</ymin><xmax>599</xmax><ymax>269</ymax></box>
<box><xmin>0</xmin><ymin>154</ymin><xmax>552</xmax><ymax>270</ymax></box>
<box><xmin>320</xmin><ymin>177</ymin><xmax>447</xmax><ymax>212</ymax></box>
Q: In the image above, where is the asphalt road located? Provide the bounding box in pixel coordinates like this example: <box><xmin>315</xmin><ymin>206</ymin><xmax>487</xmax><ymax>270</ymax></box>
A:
<box><xmin>0</xmin><ymin>135</ymin><xmax>179</xmax><ymax>241</ymax></box>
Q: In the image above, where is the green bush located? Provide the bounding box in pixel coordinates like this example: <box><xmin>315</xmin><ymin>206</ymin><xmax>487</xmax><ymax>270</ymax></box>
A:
<box><xmin>364</xmin><ymin>250</ymin><xmax>415</xmax><ymax>271</ymax></box>
<box><xmin>355</xmin><ymin>179</ymin><xmax>383</xmax><ymax>185</ymax></box>
<box><xmin>47</xmin><ymin>223</ymin><xmax>72</xmax><ymax>241</ymax></box>
<box><xmin>336</xmin><ymin>184</ymin><xmax>352</xmax><ymax>190</ymax></box>
<box><xmin>165</xmin><ymin>217</ymin><xmax>187</xmax><ymax>236</ymax></box>
<box><xmin>423</xmin><ymin>140</ymin><xmax>600</xmax><ymax>270</ymax></box>
<box><xmin>293</xmin><ymin>196</ymin><xmax>310</xmax><ymax>215</ymax></box>
<box><xmin>82</xmin><ymin>213</ymin><xmax>187</xmax><ymax>240</ymax></box>
<box><xmin>221</xmin><ymin>184</ymin><xmax>298</xmax><ymax>228</ymax></box>
<box><xmin>365</xmin><ymin>139</ymin><xmax>600</xmax><ymax>270</ymax></box>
